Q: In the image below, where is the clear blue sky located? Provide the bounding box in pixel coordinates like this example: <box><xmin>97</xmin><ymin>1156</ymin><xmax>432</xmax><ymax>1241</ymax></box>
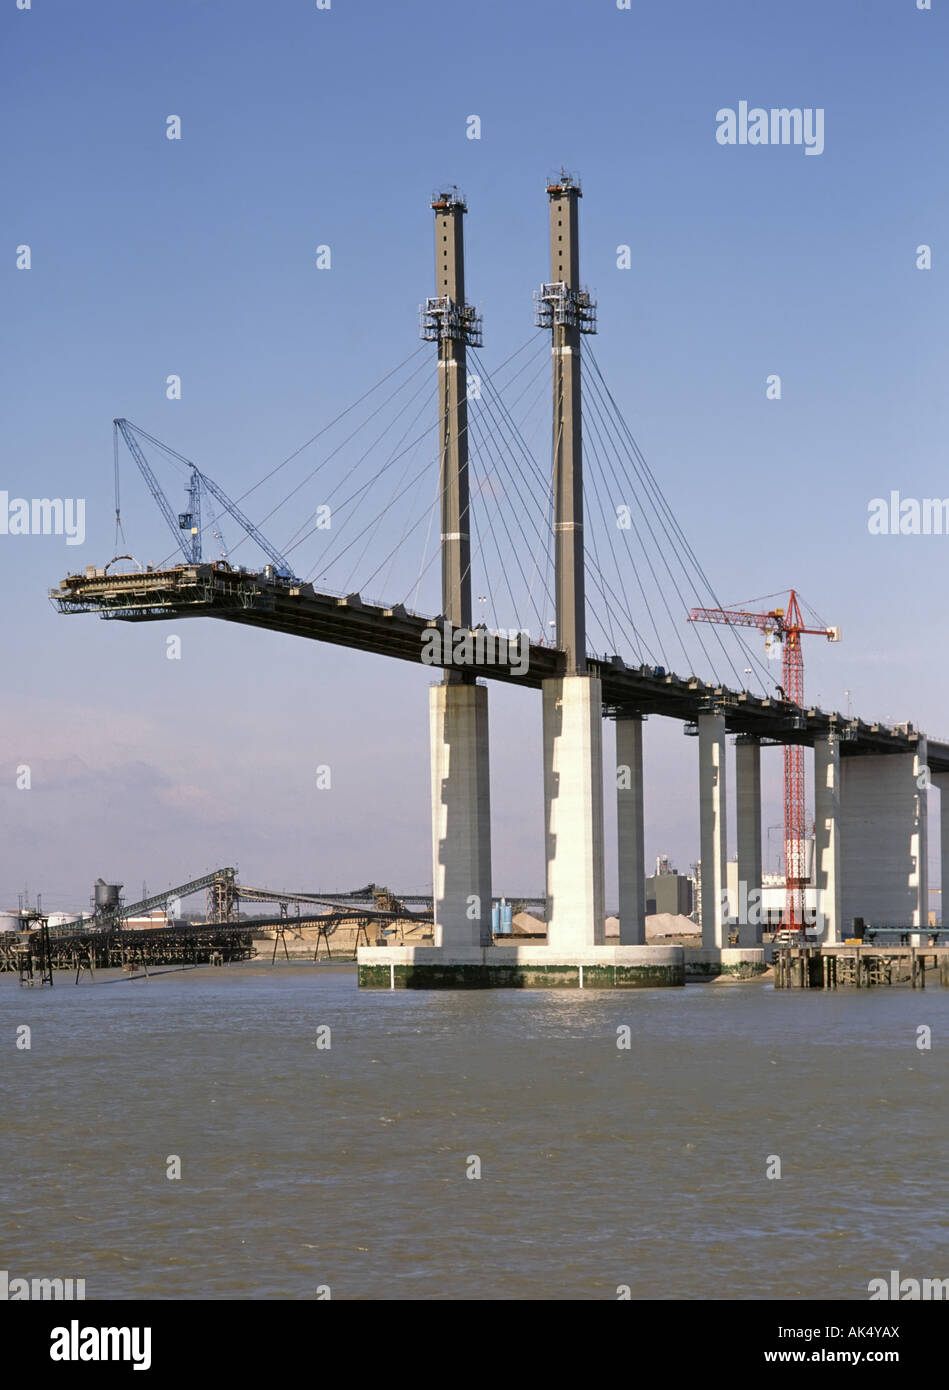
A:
<box><xmin>3</xmin><ymin>0</ymin><xmax>947</xmax><ymax>911</ymax></box>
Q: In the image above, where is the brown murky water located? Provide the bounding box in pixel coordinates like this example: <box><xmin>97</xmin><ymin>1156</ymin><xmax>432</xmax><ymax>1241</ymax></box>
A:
<box><xmin>2</xmin><ymin>964</ymin><xmax>947</xmax><ymax>1300</ymax></box>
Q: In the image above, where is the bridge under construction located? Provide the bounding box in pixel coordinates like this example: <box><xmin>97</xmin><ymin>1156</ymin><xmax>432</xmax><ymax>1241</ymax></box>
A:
<box><xmin>50</xmin><ymin>174</ymin><xmax>946</xmax><ymax>988</ymax></box>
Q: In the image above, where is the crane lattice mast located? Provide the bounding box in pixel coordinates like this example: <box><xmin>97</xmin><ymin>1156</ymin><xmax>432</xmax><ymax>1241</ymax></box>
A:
<box><xmin>689</xmin><ymin>590</ymin><xmax>840</xmax><ymax>933</ymax></box>
<box><xmin>113</xmin><ymin>418</ymin><xmax>296</xmax><ymax>577</ymax></box>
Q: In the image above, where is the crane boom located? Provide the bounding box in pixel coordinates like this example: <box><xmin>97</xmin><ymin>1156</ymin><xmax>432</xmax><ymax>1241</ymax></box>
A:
<box><xmin>114</xmin><ymin>418</ymin><xmax>296</xmax><ymax>578</ymax></box>
<box><xmin>114</xmin><ymin>419</ymin><xmax>192</xmax><ymax>563</ymax></box>
<box><xmin>197</xmin><ymin>470</ymin><xmax>294</xmax><ymax>577</ymax></box>
<box><xmin>688</xmin><ymin>607</ymin><xmax>772</xmax><ymax>633</ymax></box>
<box><xmin>689</xmin><ymin>605</ymin><xmax>836</xmax><ymax>642</ymax></box>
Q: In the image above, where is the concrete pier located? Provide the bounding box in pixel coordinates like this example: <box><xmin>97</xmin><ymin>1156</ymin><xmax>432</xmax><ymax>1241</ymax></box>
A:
<box><xmin>685</xmin><ymin>947</ymin><xmax>768</xmax><ymax>980</ymax></box>
<box><xmin>914</xmin><ymin>737</ymin><xmax>928</xmax><ymax>930</ymax></box>
<box><xmin>840</xmin><ymin>739</ymin><xmax>928</xmax><ymax>929</ymax></box>
<box><xmin>430</xmin><ymin>682</ymin><xmax>493</xmax><ymax>948</ymax></box>
<box><xmin>698</xmin><ymin>711</ymin><xmax>728</xmax><ymax>949</ymax></box>
<box><xmin>735</xmin><ymin>736</ymin><xmax>762</xmax><ymax>947</ymax></box>
<box><xmin>933</xmin><ymin>771</ymin><xmax>949</xmax><ymax>930</ymax></box>
<box><xmin>543</xmin><ymin>675</ymin><xmax>606</xmax><ymax>948</ymax></box>
<box><xmin>814</xmin><ymin>733</ymin><xmax>842</xmax><ymax>943</ymax></box>
<box><xmin>358</xmin><ymin>944</ymin><xmax>684</xmax><ymax>989</ymax></box>
<box><xmin>616</xmin><ymin>715</ymin><xmax>646</xmax><ymax>945</ymax></box>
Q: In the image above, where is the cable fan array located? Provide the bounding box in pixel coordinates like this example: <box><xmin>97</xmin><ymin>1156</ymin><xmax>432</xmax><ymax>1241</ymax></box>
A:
<box><xmin>115</xmin><ymin>336</ymin><xmax>776</xmax><ymax>697</ymax></box>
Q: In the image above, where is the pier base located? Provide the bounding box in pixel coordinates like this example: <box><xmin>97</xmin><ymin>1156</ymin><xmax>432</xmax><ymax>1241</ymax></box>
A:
<box><xmin>357</xmin><ymin>944</ymin><xmax>684</xmax><ymax>989</ymax></box>
<box><xmin>684</xmin><ymin>947</ymin><xmax>768</xmax><ymax>981</ymax></box>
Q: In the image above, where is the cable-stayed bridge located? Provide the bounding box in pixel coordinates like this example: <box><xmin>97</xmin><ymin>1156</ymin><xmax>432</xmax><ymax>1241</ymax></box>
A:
<box><xmin>51</xmin><ymin>174</ymin><xmax>945</xmax><ymax>987</ymax></box>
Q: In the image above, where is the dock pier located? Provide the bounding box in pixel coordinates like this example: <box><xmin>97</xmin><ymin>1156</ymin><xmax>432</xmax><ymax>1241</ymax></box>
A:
<box><xmin>774</xmin><ymin>943</ymin><xmax>949</xmax><ymax>989</ymax></box>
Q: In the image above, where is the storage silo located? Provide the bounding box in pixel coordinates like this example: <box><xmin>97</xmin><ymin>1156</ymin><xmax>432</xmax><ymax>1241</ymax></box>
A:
<box><xmin>93</xmin><ymin>880</ymin><xmax>122</xmax><ymax>913</ymax></box>
<box><xmin>46</xmin><ymin>912</ymin><xmax>82</xmax><ymax>932</ymax></box>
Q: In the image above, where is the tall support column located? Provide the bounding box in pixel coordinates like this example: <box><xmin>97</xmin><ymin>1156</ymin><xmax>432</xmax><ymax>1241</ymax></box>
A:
<box><xmin>932</xmin><ymin>771</ymin><xmax>949</xmax><ymax>929</ymax></box>
<box><xmin>698</xmin><ymin>711</ymin><xmax>728</xmax><ymax>948</ymax></box>
<box><xmin>735</xmin><ymin>736</ymin><xmax>762</xmax><ymax>946</ymax></box>
<box><xmin>548</xmin><ymin>180</ymin><xmax>583</xmax><ymax>676</ymax></box>
<box><xmin>423</xmin><ymin>190</ymin><xmax>482</xmax><ymax>636</ymax></box>
<box><xmin>914</xmin><ymin>736</ymin><xmax>928</xmax><ymax>930</ymax></box>
<box><xmin>537</xmin><ymin>173</ymin><xmax>605</xmax><ymax>948</ymax></box>
<box><xmin>814</xmin><ymin>733</ymin><xmax>841</xmax><ymax>944</ymax></box>
<box><xmin>544</xmin><ymin>675</ymin><xmax>606</xmax><ymax>947</ymax></box>
<box><xmin>422</xmin><ymin>192</ymin><xmax>491</xmax><ymax>948</ymax></box>
<box><xmin>535</xmin><ymin>172</ymin><xmax>596</xmax><ymax>675</ymax></box>
<box><xmin>616</xmin><ymin>715</ymin><xmax>646</xmax><ymax>944</ymax></box>
<box><xmin>430</xmin><ymin>682</ymin><xmax>492</xmax><ymax>947</ymax></box>
<box><xmin>840</xmin><ymin>739</ymin><xmax>928</xmax><ymax>929</ymax></box>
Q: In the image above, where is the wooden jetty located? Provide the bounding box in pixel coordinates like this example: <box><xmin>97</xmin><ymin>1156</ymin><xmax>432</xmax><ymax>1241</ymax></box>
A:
<box><xmin>0</xmin><ymin>922</ymin><xmax>257</xmax><ymax>984</ymax></box>
<box><xmin>774</xmin><ymin>943</ymin><xmax>949</xmax><ymax>990</ymax></box>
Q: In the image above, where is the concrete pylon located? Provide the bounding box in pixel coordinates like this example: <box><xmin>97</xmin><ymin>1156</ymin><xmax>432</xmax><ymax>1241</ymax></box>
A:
<box><xmin>428</xmin><ymin>191</ymin><xmax>476</xmax><ymax>631</ymax></box>
<box><xmin>840</xmin><ymin>738</ymin><xmax>928</xmax><ymax>930</ymax></box>
<box><xmin>735</xmin><ymin>737</ymin><xmax>762</xmax><ymax>946</ymax></box>
<box><xmin>616</xmin><ymin>715</ymin><xmax>646</xmax><ymax>944</ymax></box>
<box><xmin>430</xmin><ymin>682</ymin><xmax>492</xmax><ymax>947</ymax></box>
<box><xmin>698</xmin><ymin>711</ymin><xmax>728</xmax><ymax>948</ymax></box>
<box><xmin>537</xmin><ymin>175</ymin><xmax>604</xmax><ymax>950</ymax></box>
<box><xmin>424</xmin><ymin>192</ymin><xmax>493</xmax><ymax>951</ymax></box>
<box><xmin>544</xmin><ymin>675</ymin><xmax>606</xmax><ymax>948</ymax></box>
<box><xmin>543</xmin><ymin>174</ymin><xmax>588</xmax><ymax>677</ymax></box>
<box><xmin>814</xmin><ymin>733</ymin><xmax>842</xmax><ymax>944</ymax></box>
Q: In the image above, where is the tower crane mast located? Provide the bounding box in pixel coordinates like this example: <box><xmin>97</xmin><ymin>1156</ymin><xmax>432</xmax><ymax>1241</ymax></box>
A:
<box><xmin>689</xmin><ymin>590</ymin><xmax>841</xmax><ymax>933</ymax></box>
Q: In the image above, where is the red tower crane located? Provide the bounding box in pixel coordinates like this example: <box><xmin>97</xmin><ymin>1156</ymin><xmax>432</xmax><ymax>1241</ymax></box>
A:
<box><xmin>688</xmin><ymin>590</ymin><xmax>840</xmax><ymax>932</ymax></box>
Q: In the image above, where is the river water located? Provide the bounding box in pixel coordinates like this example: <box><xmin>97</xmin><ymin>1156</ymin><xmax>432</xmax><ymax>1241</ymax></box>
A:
<box><xmin>2</xmin><ymin>963</ymin><xmax>946</xmax><ymax>1301</ymax></box>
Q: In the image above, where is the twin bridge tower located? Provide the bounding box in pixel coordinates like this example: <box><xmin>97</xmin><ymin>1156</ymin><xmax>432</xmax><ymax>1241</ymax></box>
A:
<box><xmin>426</xmin><ymin>175</ymin><xmax>617</xmax><ymax>961</ymax></box>
<box><xmin>399</xmin><ymin>176</ymin><xmax>929</xmax><ymax>993</ymax></box>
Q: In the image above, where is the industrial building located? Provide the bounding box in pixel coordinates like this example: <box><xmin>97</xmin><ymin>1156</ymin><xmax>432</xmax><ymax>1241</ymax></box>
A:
<box><xmin>645</xmin><ymin>858</ymin><xmax>693</xmax><ymax>919</ymax></box>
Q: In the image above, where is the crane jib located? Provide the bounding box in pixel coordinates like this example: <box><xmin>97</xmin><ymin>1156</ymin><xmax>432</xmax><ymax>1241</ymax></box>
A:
<box><xmin>113</xmin><ymin>419</ymin><xmax>295</xmax><ymax>579</ymax></box>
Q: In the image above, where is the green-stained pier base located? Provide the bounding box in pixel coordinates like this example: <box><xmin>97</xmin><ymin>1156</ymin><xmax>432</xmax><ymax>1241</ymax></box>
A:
<box><xmin>684</xmin><ymin>947</ymin><xmax>769</xmax><ymax>981</ymax></box>
<box><xmin>357</xmin><ymin>945</ymin><xmax>684</xmax><ymax>989</ymax></box>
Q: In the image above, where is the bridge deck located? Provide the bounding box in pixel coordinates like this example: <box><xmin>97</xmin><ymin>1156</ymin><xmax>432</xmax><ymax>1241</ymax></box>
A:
<box><xmin>51</xmin><ymin>564</ymin><xmax>944</xmax><ymax>767</ymax></box>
